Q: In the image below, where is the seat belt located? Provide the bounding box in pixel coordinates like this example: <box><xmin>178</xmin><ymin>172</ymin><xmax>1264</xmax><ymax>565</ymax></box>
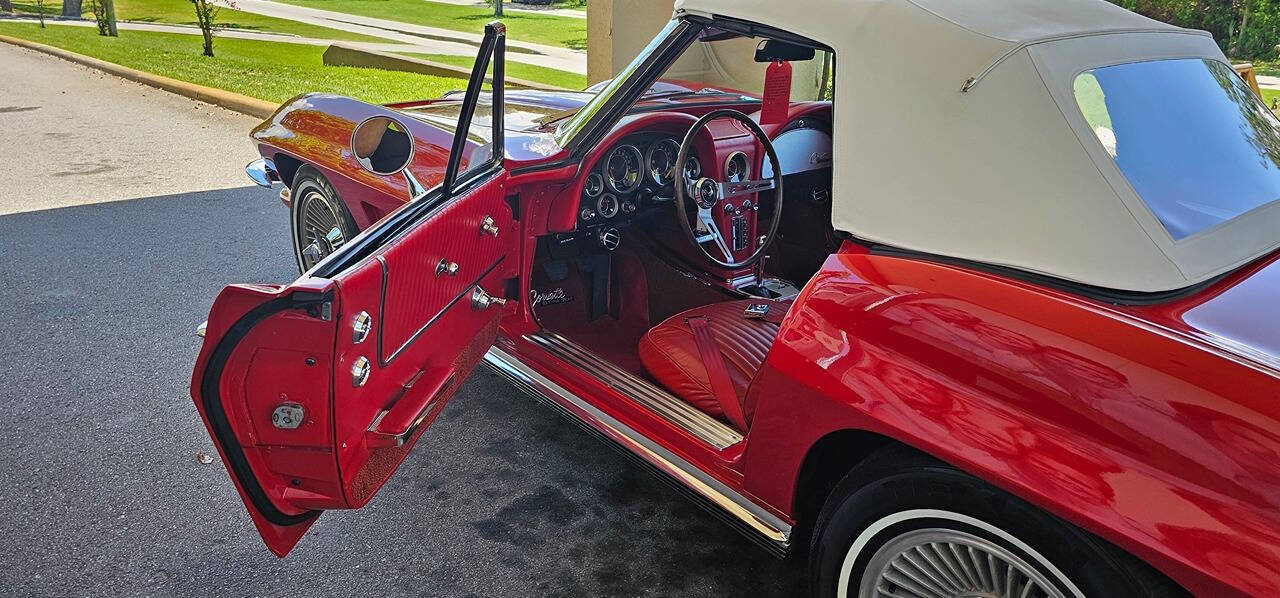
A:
<box><xmin>686</xmin><ymin>316</ymin><xmax>750</xmax><ymax>431</ymax></box>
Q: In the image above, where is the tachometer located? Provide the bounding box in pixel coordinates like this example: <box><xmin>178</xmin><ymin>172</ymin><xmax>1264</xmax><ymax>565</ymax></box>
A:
<box><xmin>645</xmin><ymin>139</ymin><xmax>681</xmax><ymax>186</ymax></box>
<box><xmin>604</xmin><ymin>145</ymin><xmax>644</xmax><ymax>194</ymax></box>
<box><xmin>683</xmin><ymin>155</ymin><xmax>702</xmax><ymax>182</ymax></box>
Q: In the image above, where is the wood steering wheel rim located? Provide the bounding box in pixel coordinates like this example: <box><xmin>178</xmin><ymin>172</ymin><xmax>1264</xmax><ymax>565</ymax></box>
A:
<box><xmin>674</xmin><ymin>109</ymin><xmax>784</xmax><ymax>270</ymax></box>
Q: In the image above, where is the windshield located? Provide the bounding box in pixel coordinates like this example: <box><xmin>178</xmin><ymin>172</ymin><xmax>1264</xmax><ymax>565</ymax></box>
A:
<box><xmin>1075</xmin><ymin>58</ymin><xmax>1280</xmax><ymax>240</ymax></box>
<box><xmin>555</xmin><ymin>20</ymin><xmax>683</xmax><ymax>145</ymax></box>
<box><xmin>555</xmin><ymin>20</ymin><xmax>832</xmax><ymax>146</ymax></box>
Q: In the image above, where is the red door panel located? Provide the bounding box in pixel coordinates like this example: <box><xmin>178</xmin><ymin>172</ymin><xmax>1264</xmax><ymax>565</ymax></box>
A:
<box><xmin>331</xmin><ymin>172</ymin><xmax>514</xmax><ymax>507</ymax></box>
<box><xmin>191</xmin><ymin>171</ymin><xmax>515</xmax><ymax>556</ymax></box>
<box><xmin>374</xmin><ymin>179</ymin><xmax>513</xmax><ymax>362</ymax></box>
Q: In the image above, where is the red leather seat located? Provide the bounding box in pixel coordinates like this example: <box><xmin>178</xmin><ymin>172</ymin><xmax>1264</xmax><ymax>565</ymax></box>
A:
<box><xmin>638</xmin><ymin>300</ymin><xmax>784</xmax><ymax>428</ymax></box>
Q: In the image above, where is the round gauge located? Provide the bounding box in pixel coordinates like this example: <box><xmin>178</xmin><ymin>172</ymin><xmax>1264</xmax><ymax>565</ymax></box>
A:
<box><xmin>604</xmin><ymin>145</ymin><xmax>644</xmax><ymax>194</ymax></box>
<box><xmin>583</xmin><ymin>172</ymin><xmax>604</xmax><ymax>198</ymax></box>
<box><xmin>725</xmin><ymin>151</ymin><xmax>749</xmax><ymax>183</ymax></box>
<box><xmin>645</xmin><ymin>139</ymin><xmax>681</xmax><ymax>186</ymax></box>
<box><xmin>597</xmin><ymin>193</ymin><xmax>621</xmax><ymax>219</ymax></box>
<box><xmin>683</xmin><ymin>155</ymin><xmax>702</xmax><ymax>182</ymax></box>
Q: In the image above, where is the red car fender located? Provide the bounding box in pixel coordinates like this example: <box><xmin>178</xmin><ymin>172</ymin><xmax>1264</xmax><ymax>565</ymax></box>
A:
<box><xmin>743</xmin><ymin>251</ymin><xmax>1280</xmax><ymax>598</ymax></box>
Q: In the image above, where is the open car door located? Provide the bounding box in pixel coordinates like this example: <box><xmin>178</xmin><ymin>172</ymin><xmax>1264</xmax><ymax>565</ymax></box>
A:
<box><xmin>190</xmin><ymin>24</ymin><xmax>513</xmax><ymax>556</ymax></box>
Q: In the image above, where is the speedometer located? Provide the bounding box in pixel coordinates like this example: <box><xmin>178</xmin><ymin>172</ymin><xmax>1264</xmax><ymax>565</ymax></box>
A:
<box><xmin>604</xmin><ymin>145</ymin><xmax>644</xmax><ymax>194</ymax></box>
<box><xmin>645</xmin><ymin>139</ymin><xmax>681</xmax><ymax>186</ymax></box>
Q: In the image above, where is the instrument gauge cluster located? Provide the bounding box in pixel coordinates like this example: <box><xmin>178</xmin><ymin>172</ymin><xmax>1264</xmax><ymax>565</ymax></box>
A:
<box><xmin>579</xmin><ymin>134</ymin><xmax>706</xmax><ymax>238</ymax></box>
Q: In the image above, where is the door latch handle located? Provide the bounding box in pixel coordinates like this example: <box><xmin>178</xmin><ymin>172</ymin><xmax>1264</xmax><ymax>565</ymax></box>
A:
<box><xmin>470</xmin><ymin>286</ymin><xmax>507</xmax><ymax>310</ymax></box>
<box><xmin>480</xmin><ymin>216</ymin><xmax>499</xmax><ymax>237</ymax></box>
<box><xmin>436</xmin><ymin>259</ymin><xmax>460</xmax><ymax>277</ymax></box>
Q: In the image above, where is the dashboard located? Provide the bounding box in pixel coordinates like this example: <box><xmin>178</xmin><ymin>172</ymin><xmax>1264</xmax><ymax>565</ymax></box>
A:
<box><xmin>576</xmin><ymin>132</ymin><xmax>701</xmax><ymax>237</ymax></box>
<box><xmin>568</xmin><ymin>108</ymin><xmax>834</xmax><ymax>255</ymax></box>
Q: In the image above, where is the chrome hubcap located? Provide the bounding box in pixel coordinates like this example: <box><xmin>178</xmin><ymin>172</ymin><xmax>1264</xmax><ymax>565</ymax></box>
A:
<box><xmin>298</xmin><ymin>190</ymin><xmax>346</xmax><ymax>270</ymax></box>
<box><xmin>860</xmin><ymin>530</ymin><xmax>1065</xmax><ymax>598</ymax></box>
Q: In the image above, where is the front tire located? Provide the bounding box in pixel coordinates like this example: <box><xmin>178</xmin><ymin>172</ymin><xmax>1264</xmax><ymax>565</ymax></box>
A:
<box><xmin>809</xmin><ymin>449</ymin><xmax>1185</xmax><ymax>598</ymax></box>
<box><xmin>290</xmin><ymin>165</ymin><xmax>358</xmax><ymax>274</ymax></box>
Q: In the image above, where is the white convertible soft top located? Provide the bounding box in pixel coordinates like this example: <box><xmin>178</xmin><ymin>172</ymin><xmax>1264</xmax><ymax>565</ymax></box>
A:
<box><xmin>674</xmin><ymin>0</ymin><xmax>1277</xmax><ymax>293</ymax></box>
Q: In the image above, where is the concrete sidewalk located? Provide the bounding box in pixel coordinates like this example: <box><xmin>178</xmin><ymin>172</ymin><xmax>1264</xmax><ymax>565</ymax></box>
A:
<box><xmin>220</xmin><ymin>0</ymin><xmax>586</xmax><ymax>73</ymax></box>
<box><xmin>0</xmin><ymin>16</ymin><xmax>585</xmax><ymax>74</ymax></box>
<box><xmin>433</xmin><ymin>0</ymin><xmax>586</xmax><ymax>19</ymax></box>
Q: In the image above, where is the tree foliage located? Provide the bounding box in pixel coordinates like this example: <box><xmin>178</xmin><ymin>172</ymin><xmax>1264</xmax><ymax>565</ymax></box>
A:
<box><xmin>1110</xmin><ymin>0</ymin><xmax>1280</xmax><ymax>59</ymax></box>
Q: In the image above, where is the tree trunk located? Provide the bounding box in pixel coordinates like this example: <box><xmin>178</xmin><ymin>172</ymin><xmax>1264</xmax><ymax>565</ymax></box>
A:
<box><xmin>0</xmin><ymin>0</ymin><xmax>12</xmax><ymax>14</ymax></box>
<box><xmin>1231</xmin><ymin>0</ymin><xmax>1252</xmax><ymax>58</ymax></box>
<box><xmin>62</xmin><ymin>0</ymin><xmax>84</xmax><ymax>18</ymax></box>
<box><xmin>494</xmin><ymin>0</ymin><xmax>502</xmax><ymax>17</ymax></box>
<box><xmin>102</xmin><ymin>0</ymin><xmax>117</xmax><ymax>36</ymax></box>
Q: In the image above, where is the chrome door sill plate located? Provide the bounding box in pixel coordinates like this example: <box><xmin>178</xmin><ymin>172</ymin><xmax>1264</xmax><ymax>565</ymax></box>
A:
<box><xmin>525</xmin><ymin>331</ymin><xmax>743</xmax><ymax>450</ymax></box>
<box><xmin>482</xmin><ymin>346</ymin><xmax>792</xmax><ymax>555</ymax></box>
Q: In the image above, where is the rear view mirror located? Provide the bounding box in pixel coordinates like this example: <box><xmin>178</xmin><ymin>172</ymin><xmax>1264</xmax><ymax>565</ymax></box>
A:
<box><xmin>755</xmin><ymin>39</ymin><xmax>816</xmax><ymax>63</ymax></box>
<box><xmin>351</xmin><ymin>116</ymin><xmax>414</xmax><ymax>175</ymax></box>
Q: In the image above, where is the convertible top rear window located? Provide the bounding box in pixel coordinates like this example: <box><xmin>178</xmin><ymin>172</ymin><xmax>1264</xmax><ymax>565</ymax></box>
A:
<box><xmin>1075</xmin><ymin>58</ymin><xmax>1280</xmax><ymax>240</ymax></box>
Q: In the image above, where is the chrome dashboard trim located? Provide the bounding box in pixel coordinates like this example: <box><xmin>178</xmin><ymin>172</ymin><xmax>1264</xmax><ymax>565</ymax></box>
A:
<box><xmin>526</xmin><ymin>331</ymin><xmax>743</xmax><ymax>450</ymax></box>
<box><xmin>482</xmin><ymin>345</ymin><xmax>792</xmax><ymax>550</ymax></box>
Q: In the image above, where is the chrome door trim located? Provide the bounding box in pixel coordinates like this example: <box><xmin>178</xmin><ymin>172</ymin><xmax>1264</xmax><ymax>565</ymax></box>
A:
<box><xmin>482</xmin><ymin>346</ymin><xmax>792</xmax><ymax>550</ymax></box>
<box><xmin>525</xmin><ymin>331</ymin><xmax>743</xmax><ymax>450</ymax></box>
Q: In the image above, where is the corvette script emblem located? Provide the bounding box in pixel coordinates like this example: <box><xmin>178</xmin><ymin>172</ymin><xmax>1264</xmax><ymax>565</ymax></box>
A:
<box><xmin>530</xmin><ymin>287</ymin><xmax>573</xmax><ymax>308</ymax></box>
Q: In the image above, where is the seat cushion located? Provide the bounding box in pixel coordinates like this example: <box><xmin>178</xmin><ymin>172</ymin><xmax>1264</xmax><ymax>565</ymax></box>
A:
<box><xmin>638</xmin><ymin>300</ymin><xmax>784</xmax><ymax>427</ymax></box>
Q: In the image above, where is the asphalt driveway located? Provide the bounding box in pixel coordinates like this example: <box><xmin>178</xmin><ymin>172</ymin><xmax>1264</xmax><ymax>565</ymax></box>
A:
<box><xmin>0</xmin><ymin>44</ymin><xmax>804</xmax><ymax>597</ymax></box>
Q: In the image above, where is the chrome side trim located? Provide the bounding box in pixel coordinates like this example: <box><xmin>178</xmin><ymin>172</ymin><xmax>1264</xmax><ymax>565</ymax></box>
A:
<box><xmin>525</xmin><ymin>331</ymin><xmax>743</xmax><ymax>450</ymax></box>
<box><xmin>482</xmin><ymin>346</ymin><xmax>792</xmax><ymax>550</ymax></box>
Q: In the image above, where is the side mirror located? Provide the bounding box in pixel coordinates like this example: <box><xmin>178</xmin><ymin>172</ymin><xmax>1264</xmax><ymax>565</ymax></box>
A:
<box><xmin>754</xmin><ymin>39</ymin><xmax>815</xmax><ymax>63</ymax></box>
<box><xmin>351</xmin><ymin>116</ymin><xmax>414</xmax><ymax>176</ymax></box>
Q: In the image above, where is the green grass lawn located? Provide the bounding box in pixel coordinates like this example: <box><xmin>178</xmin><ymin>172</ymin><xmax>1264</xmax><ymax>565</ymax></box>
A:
<box><xmin>0</xmin><ymin>22</ymin><xmax>468</xmax><ymax>103</ymax></box>
<box><xmin>275</xmin><ymin>0</ymin><xmax>587</xmax><ymax>50</ymax></box>
<box><xmin>10</xmin><ymin>0</ymin><xmax>385</xmax><ymax>42</ymax></box>
<box><xmin>403</xmin><ymin>52</ymin><xmax>585</xmax><ymax>90</ymax></box>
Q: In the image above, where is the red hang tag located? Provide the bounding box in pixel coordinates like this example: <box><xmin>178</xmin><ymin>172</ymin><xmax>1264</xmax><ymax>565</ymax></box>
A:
<box><xmin>760</xmin><ymin>60</ymin><xmax>792</xmax><ymax>125</ymax></box>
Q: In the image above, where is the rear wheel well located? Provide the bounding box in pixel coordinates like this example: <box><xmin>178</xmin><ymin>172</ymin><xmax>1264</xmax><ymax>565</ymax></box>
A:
<box><xmin>273</xmin><ymin>153</ymin><xmax>303</xmax><ymax>187</ymax></box>
<box><xmin>790</xmin><ymin>429</ymin><xmax>896</xmax><ymax>555</ymax></box>
<box><xmin>791</xmin><ymin>430</ymin><xmax>1191</xmax><ymax>595</ymax></box>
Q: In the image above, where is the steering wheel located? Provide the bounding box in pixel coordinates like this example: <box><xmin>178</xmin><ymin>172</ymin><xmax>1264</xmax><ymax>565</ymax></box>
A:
<box><xmin>674</xmin><ymin>109</ymin><xmax>784</xmax><ymax>269</ymax></box>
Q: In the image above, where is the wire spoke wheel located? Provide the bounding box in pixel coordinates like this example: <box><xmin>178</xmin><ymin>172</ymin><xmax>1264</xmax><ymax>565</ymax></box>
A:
<box><xmin>296</xmin><ymin>189</ymin><xmax>347</xmax><ymax>271</ymax></box>
<box><xmin>859</xmin><ymin>529</ymin><xmax>1065</xmax><ymax>598</ymax></box>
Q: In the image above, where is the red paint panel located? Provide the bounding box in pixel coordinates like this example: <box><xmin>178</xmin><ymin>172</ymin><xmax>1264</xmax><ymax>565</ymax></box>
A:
<box><xmin>744</xmin><ymin>250</ymin><xmax>1280</xmax><ymax>597</ymax></box>
<box><xmin>190</xmin><ymin>282</ymin><xmax>342</xmax><ymax>557</ymax></box>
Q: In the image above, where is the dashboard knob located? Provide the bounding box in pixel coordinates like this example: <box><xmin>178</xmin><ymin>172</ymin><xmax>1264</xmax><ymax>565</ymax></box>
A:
<box><xmin>621</xmin><ymin>201</ymin><xmax>637</xmax><ymax>214</ymax></box>
<box><xmin>580</xmin><ymin>207</ymin><xmax>597</xmax><ymax>222</ymax></box>
<box><xmin>598</xmin><ymin>227</ymin><xmax>621</xmax><ymax>252</ymax></box>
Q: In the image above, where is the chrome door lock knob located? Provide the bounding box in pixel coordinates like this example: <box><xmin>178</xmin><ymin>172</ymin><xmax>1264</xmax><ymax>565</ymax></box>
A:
<box><xmin>436</xmin><ymin>259</ymin><xmax>460</xmax><ymax>277</ymax></box>
<box><xmin>480</xmin><ymin>216</ymin><xmax>500</xmax><ymax>237</ymax></box>
<box><xmin>470</xmin><ymin>286</ymin><xmax>507</xmax><ymax>310</ymax></box>
<box><xmin>351</xmin><ymin>356</ymin><xmax>371</xmax><ymax>387</ymax></box>
<box><xmin>352</xmin><ymin>311</ymin><xmax>372</xmax><ymax>344</ymax></box>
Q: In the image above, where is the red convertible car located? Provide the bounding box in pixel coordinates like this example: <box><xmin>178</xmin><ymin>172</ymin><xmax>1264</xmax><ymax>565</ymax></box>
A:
<box><xmin>196</xmin><ymin>0</ymin><xmax>1280</xmax><ymax>596</ymax></box>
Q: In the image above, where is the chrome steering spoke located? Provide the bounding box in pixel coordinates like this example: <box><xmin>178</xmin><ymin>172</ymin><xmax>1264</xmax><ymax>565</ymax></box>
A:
<box><xmin>696</xmin><ymin>207</ymin><xmax>735</xmax><ymax>263</ymax></box>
